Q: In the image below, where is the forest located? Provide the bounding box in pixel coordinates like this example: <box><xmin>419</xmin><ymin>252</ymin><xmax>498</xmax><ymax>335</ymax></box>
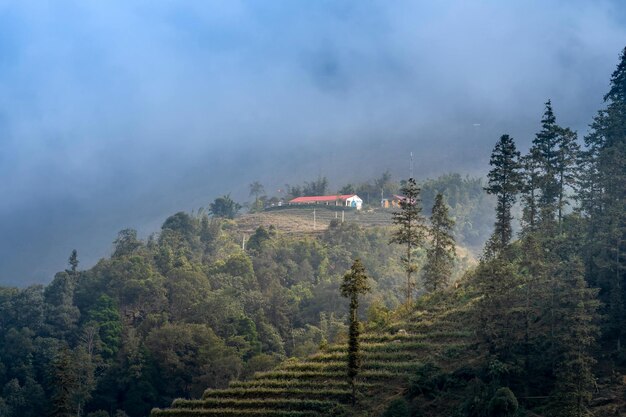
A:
<box><xmin>0</xmin><ymin>47</ymin><xmax>625</xmax><ymax>417</ymax></box>
<box><xmin>0</xmin><ymin>172</ymin><xmax>481</xmax><ymax>417</ymax></box>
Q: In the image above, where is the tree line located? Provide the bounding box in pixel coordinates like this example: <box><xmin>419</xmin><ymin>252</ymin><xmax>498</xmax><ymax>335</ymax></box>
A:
<box><xmin>463</xmin><ymin>47</ymin><xmax>626</xmax><ymax>416</ymax></box>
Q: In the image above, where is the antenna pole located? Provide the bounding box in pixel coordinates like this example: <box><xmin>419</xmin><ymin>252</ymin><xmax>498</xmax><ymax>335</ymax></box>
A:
<box><xmin>410</xmin><ymin>151</ymin><xmax>414</xmax><ymax>179</ymax></box>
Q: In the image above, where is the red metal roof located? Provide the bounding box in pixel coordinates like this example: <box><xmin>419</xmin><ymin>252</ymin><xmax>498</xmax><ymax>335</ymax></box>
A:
<box><xmin>289</xmin><ymin>194</ymin><xmax>357</xmax><ymax>203</ymax></box>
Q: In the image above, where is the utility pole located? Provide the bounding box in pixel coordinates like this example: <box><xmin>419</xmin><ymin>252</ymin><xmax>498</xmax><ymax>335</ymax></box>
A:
<box><xmin>313</xmin><ymin>209</ymin><xmax>316</xmax><ymax>230</ymax></box>
<box><xmin>342</xmin><ymin>210</ymin><xmax>345</xmax><ymax>223</ymax></box>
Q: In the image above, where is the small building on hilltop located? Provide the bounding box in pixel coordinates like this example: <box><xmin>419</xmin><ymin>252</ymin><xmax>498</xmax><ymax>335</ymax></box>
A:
<box><xmin>289</xmin><ymin>194</ymin><xmax>363</xmax><ymax>210</ymax></box>
<box><xmin>381</xmin><ymin>195</ymin><xmax>406</xmax><ymax>209</ymax></box>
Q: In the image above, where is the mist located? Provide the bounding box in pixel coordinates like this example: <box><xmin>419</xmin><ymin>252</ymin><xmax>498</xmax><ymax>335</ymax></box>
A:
<box><xmin>1</xmin><ymin>0</ymin><xmax>625</xmax><ymax>285</ymax></box>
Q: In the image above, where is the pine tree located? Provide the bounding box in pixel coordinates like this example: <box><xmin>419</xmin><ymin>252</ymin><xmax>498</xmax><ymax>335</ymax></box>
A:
<box><xmin>517</xmin><ymin>233</ymin><xmax>549</xmax><ymax>391</ymax></box>
<box><xmin>68</xmin><ymin>249</ymin><xmax>79</xmax><ymax>275</ymax></box>
<box><xmin>50</xmin><ymin>347</ymin><xmax>77</xmax><ymax>417</ymax></box>
<box><xmin>522</xmin><ymin>107</ymin><xmax>579</xmax><ymax>234</ymax></box>
<box><xmin>532</xmin><ymin>101</ymin><xmax>562</xmax><ymax>225</ymax></box>
<box><xmin>519</xmin><ymin>149</ymin><xmax>541</xmax><ymax>234</ymax></box>
<box><xmin>580</xmin><ymin>46</ymin><xmax>626</xmax><ymax>351</ymax></box>
<box><xmin>484</xmin><ymin>135</ymin><xmax>521</xmax><ymax>255</ymax></box>
<box><xmin>423</xmin><ymin>194</ymin><xmax>456</xmax><ymax>292</ymax></box>
<box><xmin>340</xmin><ymin>259</ymin><xmax>371</xmax><ymax>406</ymax></box>
<box><xmin>390</xmin><ymin>178</ymin><xmax>427</xmax><ymax>304</ymax></box>
<box><xmin>549</xmin><ymin>258</ymin><xmax>599</xmax><ymax>417</ymax></box>
<box><xmin>555</xmin><ymin>127</ymin><xmax>580</xmax><ymax>227</ymax></box>
<box><xmin>473</xmin><ymin>256</ymin><xmax>520</xmax><ymax>359</ymax></box>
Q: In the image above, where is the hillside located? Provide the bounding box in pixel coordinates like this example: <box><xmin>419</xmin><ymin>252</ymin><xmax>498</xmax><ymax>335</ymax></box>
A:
<box><xmin>0</xmin><ymin>208</ymin><xmax>459</xmax><ymax>417</ymax></box>
<box><xmin>150</xmin><ymin>282</ymin><xmax>626</xmax><ymax>417</ymax></box>
<box><xmin>1</xmin><ymin>6</ymin><xmax>624</xmax><ymax>417</ymax></box>
<box><xmin>237</xmin><ymin>207</ymin><xmax>477</xmax><ymax>266</ymax></box>
<box><xmin>150</xmin><ymin>289</ymin><xmax>479</xmax><ymax>417</ymax></box>
<box><xmin>236</xmin><ymin>207</ymin><xmax>394</xmax><ymax>235</ymax></box>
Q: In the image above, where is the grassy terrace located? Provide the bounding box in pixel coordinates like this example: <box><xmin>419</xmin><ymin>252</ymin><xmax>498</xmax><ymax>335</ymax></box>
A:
<box><xmin>172</xmin><ymin>398</ymin><xmax>340</xmax><ymax>412</ymax></box>
<box><xmin>201</xmin><ymin>387</ymin><xmax>352</xmax><ymax>401</ymax></box>
<box><xmin>151</xmin><ymin>409</ymin><xmax>323</xmax><ymax>417</ymax></box>
<box><xmin>151</xmin><ymin>291</ymin><xmax>478</xmax><ymax>417</ymax></box>
<box><xmin>226</xmin><ymin>380</ymin><xmax>369</xmax><ymax>389</ymax></box>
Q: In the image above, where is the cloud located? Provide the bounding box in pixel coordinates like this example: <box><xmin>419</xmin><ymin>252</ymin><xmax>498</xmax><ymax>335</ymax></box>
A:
<box><xmin>0</xmin><ymin>0</ymin><xmax>625</xmax><ymax>284</ymax></box>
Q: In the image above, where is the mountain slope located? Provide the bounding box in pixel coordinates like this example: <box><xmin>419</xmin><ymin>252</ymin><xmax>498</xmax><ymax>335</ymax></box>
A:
<box><xmin>150</xmin><ymin>289</ymin><xmax>479</xmax><ymax>417</ymax></box>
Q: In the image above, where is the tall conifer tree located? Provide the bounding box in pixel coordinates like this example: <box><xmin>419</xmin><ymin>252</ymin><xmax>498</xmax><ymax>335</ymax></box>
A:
<box><xmin>68</xmin><ymin>250</ymin><xmax>79</xmax><ymax>274</ymax></box>
<box><xmin>423</xmin><ymin>194</ymin><xmax>456</xmax><ymax>292</ymax></box>
<box><xmin>484</xmin><ymin>134</ymin><xmax>521</xmax><ymax>255</ymax></box>
<box><xmin>522</xmin><ymin>102</ymin><xmax>580</xmax><ymax>233</ymax></box>
<box><xmin>550</xmin><ymin>256</ymin><xmax>599</xmax><ymax>417</ymax></box>
<box><xmin>554</xmin><ymin>127</ymin><xmax>580</xmax><ymax>227</ymax></box>
<box><xmin>390</xmin><ymin>178</ymin><xmax>427</xmax><ymax>304</ymax></box>
<box><xmin>532</xmin><ymin>101</ymin><xmax>561</xmax><ymax>225</ymax></box>
<box><xmin>519</xmin><ymin>149</ymin><xmax>541</xmax><ymax>234</ymax></box>
<box><xmin>580</xmin><ymin>47</ymin><xmax>626</xmax><ymax>351</ymax></box>
<box><xmin>340</xmin><ymin>259</ymin><xmax>371</xmax><ymax>406</ymax></box>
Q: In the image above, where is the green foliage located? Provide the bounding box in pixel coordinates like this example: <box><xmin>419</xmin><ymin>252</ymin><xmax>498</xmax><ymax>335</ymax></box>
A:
<box><xmin>420</xmin><ymin>173</ymin><xmax>495</xmax><ymax>249</ymax></box>
<box><xmin>3</xmin><ymin>49</ymin><xmax>626</xmax><ymax>417</ymax></box>
<box><xmin>50</xmin><ymin>347</ymin><xmax>78</xmax><ymax>417</ymax></box>
<box><xmin>579</xmin><ymin>46</ymin><xmax>626</xmax><ymax>354</ymax></box>
<box><xmin>408</xmin><ymin>362</ymin><xmax>444</xmax><ymax>398</ymax></box>
<box><xmin>531</xmin><ymin>101</ymin><xmax>562</xmax><ymax>225</ymax></box>
<box><xmin>113</xmin><ymin>229</ymin><xmax>143</xmax><ymax>258</ymax></box>
<box><xmin>339</xmin><ymin>184</ymin><xmax>356</xmax><ymax>195</ymax></box>
<box><xmin>210</xmin><ymin>195</ymin><xmax>241</xmax><ymax>219</ymax></box>
<box><xmin>249</xmin><ymin>182</ymin><xmax>266</xmax><ymax>210</ymax></box>
<box><xmin>365</xmin><ymin>300</ymin><xmax>392</xmax><ymax>331</ymax></box>
<box><xmin>520</xmin><ymin>101</ymin><xmax>580</xmax><ymax>232</ymax></box>
<box><xmin>390</xmin><ymin>178</ymin><xmax>427</xmax><ymax>304</ymax></box>
<box><xmin>302</xmin><ymin>176</ymin><xmax>328</xmax><ymax>197</ymax></box>
<box><xmin>0</xmin><ymin>200</ymin><xmax>409</xmax><ymax>416</ymax></box>
<box><xmin>164</xmin><ymin>268</ymin><xmax>211</xmax><ymax>322</ymax></box>
<box><xmin>487</xmin><ymin>387</ymin><xmax>518</xmax><ymax>417</ymax></box>
<box><xmin>162</xmin><ymin>212</ymin><xmax>197</xmax><ymax>243</ymax></box>
<box><xmin>145</xmin><ymin>323</ymin><xmax>242</xmax><ymax>398</ymax></box>
<box><xmin>246</xmin><ymin>226</ymin><xmax>272</xmax><ymax>252</ymax></box>
<box><xmin>472</xmin><ymin>257</ymin><xmax>521</xmax><ymax>358</ymax></box>
<box><xmin>44</xmin><ymin>271</ymin><xmax>80</xmax><ymax>339</ymax></box>
<box><xmin>68</xmin><ymin>250</ymin><xmax>79</xmax><ymax>274</ymax></box>
<box><xmin>86</xmin><ymin>295</ymin><xmax>122</xmax><ymax>358</ymax></box>
<box><xmin>340</xmin><ymin>259</ymin><xmax>371</xmax><ymax>405</ymax></box>
<box><xmin>484</xmin><ymin>134</ymin><xmax>521</xmax><ymax>255</ymax></box>
<box><xmin>382</xmin><ymin>398</ymin><xmax>410</xmax><ymax>417</ymax></box>
<box><xmin>423</xmin><ymin>194</ymin><xmax>456</xmax><ymax>292</ymax></box>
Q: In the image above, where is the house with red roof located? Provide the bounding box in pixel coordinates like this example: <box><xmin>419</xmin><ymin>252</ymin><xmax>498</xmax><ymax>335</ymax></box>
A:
<box><xmin>288</xmin><ymin>194</ymin><xmax>363</xmax><ymax>210</ymax></box>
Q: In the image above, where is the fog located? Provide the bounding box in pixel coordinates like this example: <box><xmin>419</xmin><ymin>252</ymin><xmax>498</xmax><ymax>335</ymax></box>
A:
<box><xmin>1</xmin><ymin>0</ymin><xmax>625</xmax><ymax>285</ymax></box>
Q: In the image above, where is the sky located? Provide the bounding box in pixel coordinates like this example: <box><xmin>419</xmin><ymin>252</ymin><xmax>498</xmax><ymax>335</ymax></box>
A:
<box><xmin>0</xmin><ymin>0</ymin><xmax>625</xmax><ymax>286</ymax></box>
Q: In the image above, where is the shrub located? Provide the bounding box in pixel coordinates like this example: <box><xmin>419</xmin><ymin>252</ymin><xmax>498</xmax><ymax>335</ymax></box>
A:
<box><xmin>382</xmin><ymin>398</ymin><xmax>410</xmax><ymax>417</ymax></box>
<box><xmin>408</xmin><ymin>363</ymin><xmax>444</xmax><ymax>398</ymax></box>
<box><xmin>488</xmin><ymin>387</ymin><xmax>518</xmax><ymax>417</ymax></box>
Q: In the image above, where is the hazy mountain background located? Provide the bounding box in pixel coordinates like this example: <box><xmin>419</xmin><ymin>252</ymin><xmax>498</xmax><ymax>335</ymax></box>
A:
<box><xmin>1</xmin><ymin>0</ymin><xmax>625</xmax><ymax>285</ymax></box>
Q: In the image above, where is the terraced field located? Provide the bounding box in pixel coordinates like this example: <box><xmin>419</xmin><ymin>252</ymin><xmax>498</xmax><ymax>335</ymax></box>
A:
<box><xmin>150</xmin><ymin>292</ymin><xmax>478</xmax><ymax>417</ymax></box>
<box><xmin>236</xmin><ymin>207</ymin><xmax>394</xmax><ymax>235</ymax></box>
